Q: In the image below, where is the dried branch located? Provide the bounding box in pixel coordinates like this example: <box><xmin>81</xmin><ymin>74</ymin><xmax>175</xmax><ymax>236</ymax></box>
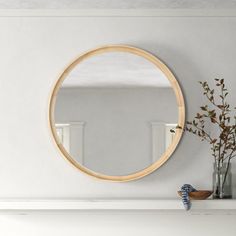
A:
<box><xmin>183</xmin><ymin>79</ymin><xmax>236</xmax><ymax>166</ymax></box>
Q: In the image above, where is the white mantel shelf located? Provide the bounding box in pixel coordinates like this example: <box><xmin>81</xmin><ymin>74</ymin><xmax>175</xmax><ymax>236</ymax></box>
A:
<box><xmin>0</xmin><ymin>199</ymin><xmax>235</xmax><ymax>213</ymax></box>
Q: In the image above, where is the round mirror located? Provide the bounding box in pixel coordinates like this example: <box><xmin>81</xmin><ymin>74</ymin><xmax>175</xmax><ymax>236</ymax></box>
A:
<box><xmin>49</xmin><ymin>45</ymin><xmax>185</xmax><ymax>181</ymax></box>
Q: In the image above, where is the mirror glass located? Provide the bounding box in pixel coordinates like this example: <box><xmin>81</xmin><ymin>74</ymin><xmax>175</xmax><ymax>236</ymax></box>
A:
<box><xmin>51</xmin><ymin>46</ymin><xmax>184</xmax><ymax>180</ymax></box>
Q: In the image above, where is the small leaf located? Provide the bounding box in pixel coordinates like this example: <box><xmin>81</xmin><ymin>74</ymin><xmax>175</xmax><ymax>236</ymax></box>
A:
<box><xmin>200</xmin><ymin>106</ymin><xmax>207</xmax><ymax>111</ymax></box>
<box><xmin>210</xmin><ymin>139</ymin><xmax>217</xmax><ymax>144</ymax></box>
<box><xmin>211</xmin><ymin>118</ymin><xmax>217</xmax><ymax>123</ymax></box>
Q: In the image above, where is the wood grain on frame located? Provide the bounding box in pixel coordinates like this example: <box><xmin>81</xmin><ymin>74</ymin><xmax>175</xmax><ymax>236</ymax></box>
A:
<box><xmin>49</xmin><ymin>45</ymin><xmax>185</xmax><ymax>182</ymax></box>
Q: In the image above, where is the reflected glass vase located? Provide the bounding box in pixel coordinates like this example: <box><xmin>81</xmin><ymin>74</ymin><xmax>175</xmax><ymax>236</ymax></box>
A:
<box><xmin>213</xmin><ymin>162</ymin><xmax>232</xmax><ymax>199</ymax></box>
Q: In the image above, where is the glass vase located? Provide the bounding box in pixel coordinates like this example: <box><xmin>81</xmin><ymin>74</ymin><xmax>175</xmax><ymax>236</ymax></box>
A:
<box><xmin>213</xmin><ymin>162</ymin><xmax>232</xmax><ymax>199</ymax></box>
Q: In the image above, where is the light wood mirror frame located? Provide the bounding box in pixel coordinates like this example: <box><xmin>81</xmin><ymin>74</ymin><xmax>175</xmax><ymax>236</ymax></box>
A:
<box><xmin>49</xmin><ymin>45</ymin><xmax>185</xmax><ymax>182</ymax></box>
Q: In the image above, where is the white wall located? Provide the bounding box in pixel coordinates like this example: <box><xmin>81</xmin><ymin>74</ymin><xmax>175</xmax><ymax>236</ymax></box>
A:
<box><xmin>55</xmin><ymin>87</ymin><xmax>177</xmax><ymax>175</ymax></box>
<box><xmin>1</xmin><ymin>10</ymin><xmax>236</xmax><ymax>235</ymax></box>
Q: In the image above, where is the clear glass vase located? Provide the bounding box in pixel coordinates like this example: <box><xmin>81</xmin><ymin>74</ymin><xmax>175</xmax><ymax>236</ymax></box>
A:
<box><xmin>213</xmin><ymin>162</ymin><xmax>232</xmax><ymax>199</ymax></box>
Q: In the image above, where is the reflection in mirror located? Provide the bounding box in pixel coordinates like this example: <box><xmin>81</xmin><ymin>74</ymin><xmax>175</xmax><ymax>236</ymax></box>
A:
<box><xmin>53</xmin><ymin>50</ymin><xmax>179</xmax><ymax>176</ymax></box>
